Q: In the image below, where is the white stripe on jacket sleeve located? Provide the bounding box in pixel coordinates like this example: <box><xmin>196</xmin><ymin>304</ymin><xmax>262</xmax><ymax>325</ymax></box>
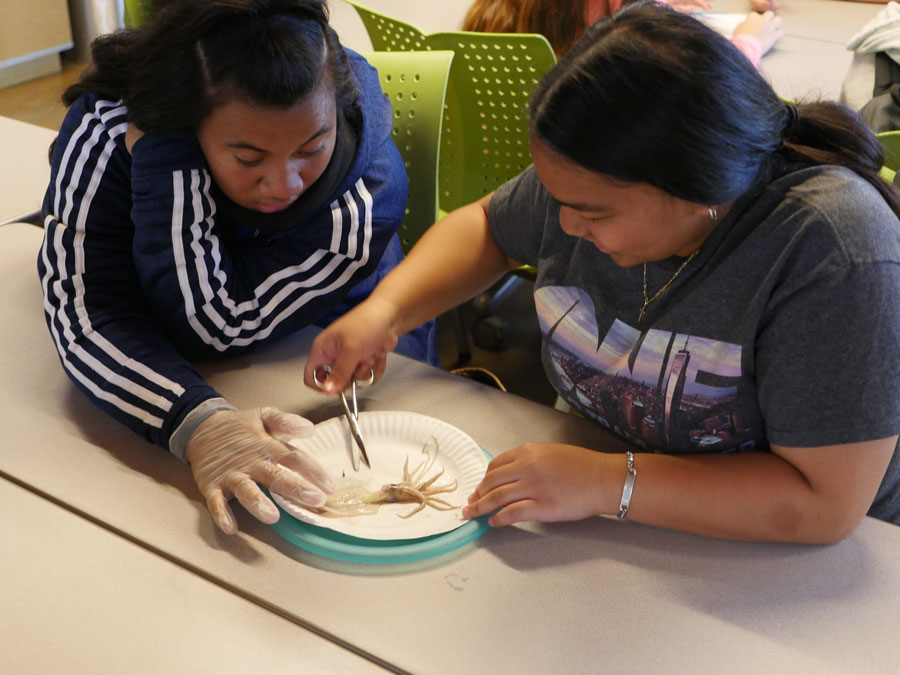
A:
<box><xmin>42</xmin><ymin>102</ymin><xmax>186</xmax><ymax>430</ymax></box>
<box><xmin>172</xmin><ymin>172</ymin><xmax>375</xmax><ymax>350</ymax></box>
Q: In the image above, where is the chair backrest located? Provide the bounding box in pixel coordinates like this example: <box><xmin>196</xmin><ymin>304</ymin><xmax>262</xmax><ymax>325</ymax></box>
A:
<box><xmin>878</xmin><ymin>131</ymin><xmax>900</xmax><ymax>171</ymax></box>
<box><xmin>425</xmin><ymin>31</ymin><xmax>556</xmax><ymax>212</ymax></box>
<box><xmin>124</xmin><ymin>0</ymin><xmax>152</xmax><ymax>28</ymax></box>
<box><xmin>345</xmin><ymin>3</ymin><xmax>557</xmax><ymax>211</ymax></box>
<box><xmin>345</xmin><ymin>0</ymin><xmax>428</xmax><ymax>51</ymax></box>
<box><xmin>364</xmin><ymin>50</ymin><xmax>454</xmax><ymax>253</ymax></box>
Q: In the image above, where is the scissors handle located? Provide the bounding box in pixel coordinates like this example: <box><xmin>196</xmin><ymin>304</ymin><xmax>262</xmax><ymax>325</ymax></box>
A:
<box><xmin>312</xmin><ymin>364</ymin><xmax>374</xmax><ymax>392</ymax></box>
<box><xmin>314</xmin><ymin>365</ymin><xmax>373</xmax><ymax>470</ymax></box>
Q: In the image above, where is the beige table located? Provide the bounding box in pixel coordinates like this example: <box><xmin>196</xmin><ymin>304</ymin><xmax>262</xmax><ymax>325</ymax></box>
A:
<box><xmin>0</xmin><ymin>476</ymin><xmax>384</xmax><ymax>674</ymax></box>
<box><xmin>712</xmin><ymin>0</ymin><xmax>880</xmax><ymax>43</ymax></box>
<box><xmin>696</xmin><ymin>0</ymin><xmax>883</xmax><ymax>100</ymax></box>
<box><xmin>0</xmin><ymin>115</ymin><xmax>56</xmax><ymax>225</ymax></box>
<box><xmin>4</xmin><ymin>219</ymin><xmax>900</xmax><ymax>674</ymax></box>
<box><xmin>759</xmin><ymin>33</ymin><xmax>861</xmax><ymax>100</ymax></box>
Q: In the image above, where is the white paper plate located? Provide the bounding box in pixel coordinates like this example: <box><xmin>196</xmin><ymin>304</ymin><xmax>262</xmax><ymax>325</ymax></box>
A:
<box><xmin>272</xmin><ymin>411</ymin><xmax>489</xmax><ymax>540</ymax></box>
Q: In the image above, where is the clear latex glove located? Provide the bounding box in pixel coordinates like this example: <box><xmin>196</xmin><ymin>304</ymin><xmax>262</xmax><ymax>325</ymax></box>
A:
<box><xmin>187</xmin><ymin>407</ymin><xmax>335</xmax><ymax>534</ymax></box>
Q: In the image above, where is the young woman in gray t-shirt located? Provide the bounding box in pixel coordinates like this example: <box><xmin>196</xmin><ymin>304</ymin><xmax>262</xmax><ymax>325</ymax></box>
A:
<box><xmin>305</xmin><ymin>3</ymin><xmax>900</xmax><ymax>543</ymax></box>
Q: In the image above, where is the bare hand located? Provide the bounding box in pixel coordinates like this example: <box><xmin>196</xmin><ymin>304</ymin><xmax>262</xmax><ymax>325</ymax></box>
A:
<box><xmin>461</xmin><ymin>443</ymin><xmax>620</xmax><ymax>526</ymax></box>
<box><xmin>304</xmin><ymin>297</ymin><xmax>397</xmax><ymax>394</ymax></box>
<box><xmin>124</xmin><ymin>123</ymin><xmax>145</xmax><ymax>154</ymax></box>
<box><xmin>734</xmin><ymin>11</ymin><xmax>783</xmax><ymax>55</ymax></box>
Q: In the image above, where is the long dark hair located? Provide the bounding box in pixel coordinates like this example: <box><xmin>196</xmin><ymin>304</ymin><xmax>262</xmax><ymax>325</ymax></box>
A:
<box><xmin>62</xmin><ymin>0</ymin><xmax>360</xmax><ymax>133</ymax></box>
<box><xmin>530</xmin><ymin>2</ymin><xmax>900</xmax><ymax>215</ymax></box>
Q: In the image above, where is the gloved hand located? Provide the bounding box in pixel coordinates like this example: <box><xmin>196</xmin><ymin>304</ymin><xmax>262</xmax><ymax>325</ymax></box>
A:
<box><xmin>187</xmin><ymin>407</ymin><xmax>335</xmax><ymax>534</ymax></box>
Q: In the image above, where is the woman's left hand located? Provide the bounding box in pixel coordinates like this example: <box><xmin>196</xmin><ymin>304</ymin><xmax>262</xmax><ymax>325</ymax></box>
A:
<box><xmin>462</xmin><ymin>443</ymin><xmax>620</xmax><ymax>526</ymax></box>
<box><xmin>124</xmin><ymin>123</ymin><xmax>146</xmax><ymax>154</ymax></box>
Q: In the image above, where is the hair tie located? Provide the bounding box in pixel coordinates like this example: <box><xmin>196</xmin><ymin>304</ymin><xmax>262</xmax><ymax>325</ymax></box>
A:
<box><xmin>783</xmin><ymin>103</ymin><xmax>799</xmax><ymax>139</ymax></box>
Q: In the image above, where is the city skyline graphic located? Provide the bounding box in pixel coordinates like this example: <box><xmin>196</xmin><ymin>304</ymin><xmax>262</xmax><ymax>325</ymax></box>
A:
<box><xmin>535</xmin><ymin>285</ymin><xmax>756</xmax><ymax>452</ymax></box>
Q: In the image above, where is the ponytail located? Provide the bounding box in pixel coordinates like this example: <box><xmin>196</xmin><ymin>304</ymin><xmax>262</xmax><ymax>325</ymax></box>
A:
<box><xmin>531</xmin><ymin>2</ymin><xmax>900</xmax><ymax>216</ymax></box>
<box><xmin>778</xmin><ymin>102</ymin><xmax>900</xmax><ymax>216</ymax></box>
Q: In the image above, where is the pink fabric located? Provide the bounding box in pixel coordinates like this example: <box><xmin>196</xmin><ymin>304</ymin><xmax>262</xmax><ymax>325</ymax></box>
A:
<box><xmin>582</xmin><ymin>0</ymin><xmax>763</xmax><ymax>70</ymax></box>
<box><xmin>585</xmin><ymin>0</ymin><xmax>618</xmax><ymax>28</ymax></box>
<box><xmin>729</xmin><ymin>33</ymin><xmax>762</xmax><ymax>67</ymax></box>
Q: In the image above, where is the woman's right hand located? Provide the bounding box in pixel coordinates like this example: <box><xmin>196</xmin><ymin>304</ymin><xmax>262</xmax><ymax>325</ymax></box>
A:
<box><xmin>304</xmin><ymin>296</ymin><xmax>399</xmax><ymax>394</ymax></box>
<box><xmin>124</xmin><ymin>123</ymin><xmax>145</xmax><ymax>154</ymax></box>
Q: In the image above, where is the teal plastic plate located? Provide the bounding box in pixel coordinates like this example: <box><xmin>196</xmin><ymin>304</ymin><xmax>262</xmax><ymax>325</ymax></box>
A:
<box><xmin>270</xmin><ymin>449</ymin><xmax>492</xmax><ymax>565</ymax></box>
<box><xmin>271</xmin><ymin>506</ymin><xmax>490</xmax><ymax>565</ymax></box>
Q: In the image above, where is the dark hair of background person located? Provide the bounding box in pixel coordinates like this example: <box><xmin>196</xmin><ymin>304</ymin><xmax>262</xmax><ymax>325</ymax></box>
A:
<box><xmin>61</xmin><ymin>0</ymin><xmax>361</xmax><ymax>134</ymax></box>
<box><xmin>529</xmin><ymin>2</ymin><xmax>900</xmax><ymax>215</ymax></box>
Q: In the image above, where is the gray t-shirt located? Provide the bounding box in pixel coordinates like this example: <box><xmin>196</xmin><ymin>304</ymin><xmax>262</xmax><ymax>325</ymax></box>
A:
<box><xmin>489</xmin><ymin>164</ymin><xmax>900</xmax><ymax>523</ymax></box>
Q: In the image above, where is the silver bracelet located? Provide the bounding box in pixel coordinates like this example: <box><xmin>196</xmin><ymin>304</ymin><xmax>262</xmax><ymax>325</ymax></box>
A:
<box><xmin>617</xmin><ymin>451</ymin><xmax>637</xmax><ymax>519</ymax></box>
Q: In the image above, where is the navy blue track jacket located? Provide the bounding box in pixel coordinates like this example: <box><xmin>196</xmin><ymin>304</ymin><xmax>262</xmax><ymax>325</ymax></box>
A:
<box><xmin>37</xmin><ymin>50</ymin><xmax>431</xmax><ymax>459</ymax></box>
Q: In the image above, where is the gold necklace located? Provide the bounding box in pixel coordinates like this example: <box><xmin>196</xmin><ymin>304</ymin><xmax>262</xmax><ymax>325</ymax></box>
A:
<box><xmin>638</xmin><ymin>250</ymin><xmax>698</xmax><ymax>322</ymax></box>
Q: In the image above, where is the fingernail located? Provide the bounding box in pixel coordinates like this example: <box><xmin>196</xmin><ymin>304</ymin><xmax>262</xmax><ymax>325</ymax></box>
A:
<box><xmin>297</xmin><ymin>487</ymin><xmax>326</xmax><ymax>507</ymax></box>
<box><xmin>217</xmin><ymin>513</ymin><xmax>236</xmax><ymax>534</ymax></box>
<box><xmin>254</xmin><ymin>498</ymin><xmax>279</xmax><ymax>523</ymax></box>
<box><xmin>285</xmin><ymin>420</ymin><xmax>313</xmax><ymax>433</ymax></box>
<box><xmin>461</xmin><ymin>506</ymin><xmax>471</xmax><ymax>519</ymax></box>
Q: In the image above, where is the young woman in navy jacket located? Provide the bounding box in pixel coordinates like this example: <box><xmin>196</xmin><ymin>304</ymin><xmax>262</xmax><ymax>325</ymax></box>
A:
<box><xmin>38</xmin><ymin>0</ymin><xmax>433</xmax><ymax>534</ymax></box>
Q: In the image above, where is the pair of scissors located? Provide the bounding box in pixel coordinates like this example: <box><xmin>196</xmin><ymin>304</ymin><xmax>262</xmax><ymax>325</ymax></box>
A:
<box><xmin>313</xmin><ymin>365</ymin><xmax>375</xmax><ymax>471</ymax></box>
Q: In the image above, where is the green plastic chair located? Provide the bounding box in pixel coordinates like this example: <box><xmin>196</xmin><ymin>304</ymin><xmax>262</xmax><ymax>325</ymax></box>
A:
<box><xmin>346</xmin><ymin>0</ymin><xmax>428</xmax><ymax>51</ymax></box>
<box><xmin>423</xmin><ymin>32</ymin><xmax>552</xmax><ymax>341</ymax></box>
<box><xmin>344</xmin><ymin>1</ymin><xmax>557</xmax><ymax>212</ymax></box>
<box><xmin>363</xmin><ymin>49</ymin><xmax>474</xmax><ymax>362</ymax></box>
<box><xmin>425</xmin><ymin>31</ymin><xmax>556</xmax><ymax>212</ymax></box>
<box><xmin>350</xmin><ymin>4</ymin><xmax>554</xmax><ymax>354</ymax></box>
<box><xmin>363</xmin><ymin>50</ymin><xmax>453</xmax><ymax>252</ymax></box>
<box><xmin>877</xmin><ymin>131</ymin><xmax>900</xmax><ymax>182</ymax></box>
<box><xmin>124</xmin><ymin>0</ymin><xmax>153</xmax><ymax>28</ymax></box>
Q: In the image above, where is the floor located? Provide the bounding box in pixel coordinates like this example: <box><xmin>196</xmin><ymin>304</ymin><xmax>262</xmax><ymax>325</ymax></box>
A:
<box><xmin>0</xmin><ymin>57</ymin><xmax>86</xmax><ymax>129</ymax></box>
<box><xmin>0</xmin><ymin>54</ymin><xmax>556</xmax><ymax>408</ymax></box>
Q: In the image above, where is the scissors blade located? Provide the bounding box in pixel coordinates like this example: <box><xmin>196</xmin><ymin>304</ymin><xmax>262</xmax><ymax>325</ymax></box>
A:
<box><xmin>339</xmin><ymin>392</ymin><xmax>371</xmax><ymax>470</ymax></box>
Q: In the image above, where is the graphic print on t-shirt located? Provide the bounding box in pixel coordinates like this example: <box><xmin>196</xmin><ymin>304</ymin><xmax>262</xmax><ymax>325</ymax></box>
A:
<box><xmin>536</xmin><ymin>286</ymin><xmax>756</xmax><ymax>453</ymax></box>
